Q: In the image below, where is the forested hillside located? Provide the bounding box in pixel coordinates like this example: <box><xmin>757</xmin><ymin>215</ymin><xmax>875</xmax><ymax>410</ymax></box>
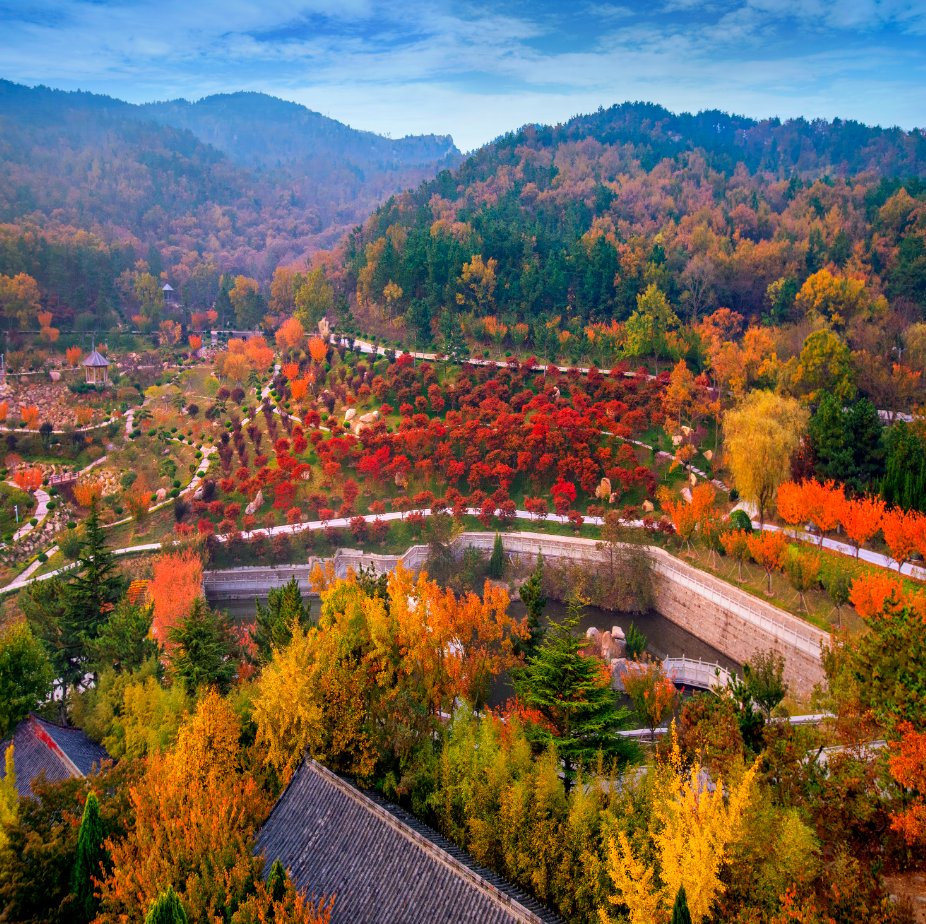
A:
<box><xmin>0</xmin><ymin>81</ymin><xmax>460</xmax><ymax>298</ymax></box>
<box><xmin>337</xmin><ymin>102</ymin><xmax>926</xmax><ymax>342</ymax></box>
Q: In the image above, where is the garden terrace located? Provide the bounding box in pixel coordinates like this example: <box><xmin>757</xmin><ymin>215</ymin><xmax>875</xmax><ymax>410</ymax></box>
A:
<box><xmin>191</xmin><ymin>347</ymin><xmax>691</xmax><ymax>539</ymax></box>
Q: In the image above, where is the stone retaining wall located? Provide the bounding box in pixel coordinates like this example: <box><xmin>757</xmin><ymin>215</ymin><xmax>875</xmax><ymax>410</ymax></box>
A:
<box><xmin>203</xmin><ymin>531</ymin><xmax>828</xmax><ymax>697</ymax></box>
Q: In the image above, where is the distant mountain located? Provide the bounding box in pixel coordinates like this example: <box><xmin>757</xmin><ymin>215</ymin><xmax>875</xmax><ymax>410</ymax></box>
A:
<box><xmin>337</xmin><ymin>101</ymin><xmax>926</xmax><ymax>342</ymax></box>
<box><xmin>0</xmin><ymin>81</ymin><xmax>461</xmax><ymax>278</ymax></box>
<box><xmin>139</xmin><ymin>92</ymin><xmax>457</xmax><ymax>171</ymax></box>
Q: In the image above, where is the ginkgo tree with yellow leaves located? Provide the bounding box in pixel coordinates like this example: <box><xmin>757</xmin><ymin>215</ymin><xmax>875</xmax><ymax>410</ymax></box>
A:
<box><xmin>601</xmin><ymin>734</ymin><xmax>759</xmax><ymax>924</ymax></box>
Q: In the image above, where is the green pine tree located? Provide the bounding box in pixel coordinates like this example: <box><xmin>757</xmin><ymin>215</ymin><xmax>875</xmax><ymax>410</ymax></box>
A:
<box><xmin>24</xmin><ymin>503</ymin><xmax>127</xmax><ymax>700</ymax></box>
<box><xmin>67</xmin><ymin>502</ymin><xmax>128</xmax><ymax>645</ymax></box>
<box><xmin>518</xmin><ymin>555</ymin><xmax>547</xmax><ymax>654</ymax></box>
<box><xmin>71</xmin><ymin>791</ymin><xmax>105</xmax><ymax>923</ymax></box>
<box><xmin>512</xmin><ymin>594</ymin><xmax>633</xmax><ymax>790</ymax></box>
<box><xmin>167</xmin><ymin>598</ymin><xmax>237</xmax><ymax>695</ymax></box>
<box><xmin>145</xmin><ymin>886</ymin><xmax>189</xmax><ymax>924</ymax></box>
<box><xmin>671</xmin><ymin>885</ymin><xmax>693</xmax><ymax>924</ymax></box>
<box><xmin>267</xmin><ymin>858</ymin><xmax>288</xmax><ymax>902</ymax></box>
<box><xmin>251</xmin><ymin>577</ymin><xmax>310</xmax><ymax>662</ymax></box>
<box><xmin>487</xmin><ymin>533</ymin><xmax>505</xmax><ymax>579</ymax></box>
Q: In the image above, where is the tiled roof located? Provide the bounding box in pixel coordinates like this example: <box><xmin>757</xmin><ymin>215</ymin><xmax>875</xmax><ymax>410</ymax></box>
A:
<box><xmin>0</xmin><ymin>715</ymin><xmax>109</xmax><ymax>798</ymax></box>
<box><xmin>82</xmin><ymin>350</ymin><xmax>109</xmax><ymax>367</ymax></box>
<box><xmin>255</xmin><ymin>759</ymin><xmax>563</xmax><ymax>924</ymax></box>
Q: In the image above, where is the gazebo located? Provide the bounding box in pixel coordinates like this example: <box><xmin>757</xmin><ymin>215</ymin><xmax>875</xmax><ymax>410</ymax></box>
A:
<box><xmin>82</xmin><ymin>348</ymin><xmax>110</xmax><ymax>385</ymax></box>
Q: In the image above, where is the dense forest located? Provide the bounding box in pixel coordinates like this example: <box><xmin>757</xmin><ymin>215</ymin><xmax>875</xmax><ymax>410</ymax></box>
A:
<box><xmin>335</xmin><ymin>102</ymin><xmax>926</xmax><ymax>344</ymax></box>
<box><xmin>0</xmin><ymin>81</ymin><xmax>460</xmax><ymax>294</ymax></box>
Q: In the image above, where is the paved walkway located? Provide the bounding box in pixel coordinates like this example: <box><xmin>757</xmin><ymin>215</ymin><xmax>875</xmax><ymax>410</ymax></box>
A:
<box><xmin>7</xmin><ymin>484</ymin><xmax>50</xmax><ymax>541</ymax></box>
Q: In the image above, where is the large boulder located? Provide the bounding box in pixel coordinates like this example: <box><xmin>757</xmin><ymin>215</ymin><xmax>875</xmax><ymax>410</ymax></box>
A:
<box><xmin>245</xmin><ymin>489</ymin><xmax>264</xmax><ymax>516</ymax></box>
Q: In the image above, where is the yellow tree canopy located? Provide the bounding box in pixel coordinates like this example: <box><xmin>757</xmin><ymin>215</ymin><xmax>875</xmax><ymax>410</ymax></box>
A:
<box><xmin>723</xmin><ymin>390</ymin><xmax>808</xmax><ymax>524</ymax></box>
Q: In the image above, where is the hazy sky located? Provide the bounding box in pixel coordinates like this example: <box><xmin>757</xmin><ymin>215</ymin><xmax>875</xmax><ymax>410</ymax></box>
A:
<box><xmin>3</xmin><ymin>0</ymin><xmax>925</xmax><ymax>151</ymax></box>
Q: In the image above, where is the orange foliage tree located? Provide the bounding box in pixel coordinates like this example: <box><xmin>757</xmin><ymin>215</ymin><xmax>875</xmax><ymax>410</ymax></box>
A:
<box><xmin>281</xmin><ymin>361</ymin><xmax>299</xmax><ymax>381</ymax></box>
<box><xmin>849</xmin><ymin>573</ymin><xmax>908</xmax><ymax>619</ymax></box>
<box><xmin>244</xmin><ymin>335</ymin><xmax>274</xmax><ymax>372</ymax></box>
<box><xmin>125</xmin><ymin>477</ymin><xmax>154</xmax><ymax>521</ymax></box>
<box><xmin>777</xmin><ymin>479</ymin><xmax>843</xmax><ymax>544</ymax></box>
<box><xmin>150</xmin><ymin>548</ymin><xmax>204</xmax><ymax>643</ymax></box>
<box><xmin>776</xmin><ymin>481</ymin><xmax>809</xmax><ymax>531</ymax></box>
<box><xmin>65</xmin><ymin>345</ymin><xmax>83</xmax><ymax>367</ymax></box>
<box><xmin>745</xmin><ymin>530</ymin><xmax>787</xmax><ymax>593</ymax></box>
<box><xmin>188</xmin><ymin>334</ymin><xmax>202</xmax><ymax>352</ymax></box>
<box><xmin>275</xmin><ymin>316</ymin><xmax>305</xmax><ymax>351</ymax></box>
<box><xmin>802</xmin><ymin>479</ymin><xmax>844</xmax><ymax>544</ymax></box>
<box><xmin>20</xmin><ymin>405</ymin><xmax>39</xmax><ymax>430</ymax></box>
<box><xmin>74</xmin><ymin>406</ymin><xmax>93</xmax><ymax>426</ymax></box>
<box><xmin>12</xmin><ymin>466</ymin><xmax>43</xmax><ymax>492</ymax></box>
<box><xmin>0</xmin><ymin>401</ymin><xmax>7</xmax><ymax>423</ymax></box>
<box><xmin>881</xmin><ymin>508</ymin><xmax>925</xmax><ymax>572</ymax></box>
<box><xmin>658</xmin><ymin>483</ymin><xmax>718</xmax><ymax>549</ymax></box>
<box><xmin>308</xmin><ymin>336</ymin><xmax>328</xmax><ymax>364</ymax></box>
<box><xmin>889</xmin><ymin>723</ymin><xmax>926</xmax><ymax>846</ymax></box>
<box><xmin>719</xmin><ymin>529</ymin><xmax>751</xmax><ymax>579</ymax></box>
<box><xmin>290</xmin><ymin>377</ymin><xmax>310</xmax><ymax>402</ymax></box>
<box><xmin>622</xmin><ymin>659</ymin><xmax>677</xmax><ymax>740</ymax></box>
<box><xmin>97</xmin><ymin>691</ymin><xmax>331</xmax><ymax>923</ymax></box>
<box><xmin>73</xmin><ymin>476</ymin><xmax>103</xmax><ymax>507</ymax></box>
<box><xmin>838</xmin><ymin>495</ymin><xmax>885</xmax><ymax>558</ymax></box>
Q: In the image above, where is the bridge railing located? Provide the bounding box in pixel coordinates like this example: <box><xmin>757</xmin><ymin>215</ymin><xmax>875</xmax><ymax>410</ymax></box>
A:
<box><xmin>663</xmin><ymin>656</ymin><xmax>732</xmax><ymax>690</ymax></box>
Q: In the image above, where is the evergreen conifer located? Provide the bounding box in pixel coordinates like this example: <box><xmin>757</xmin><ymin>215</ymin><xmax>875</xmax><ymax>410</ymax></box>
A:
<box><xmin>488</xmin><ymin>533</ymin><xmax>505</xmax><ymax>579</ymax></box>
<box><xmin>671</xmin><ymin>885</ymin><xmax>693</xmax><ymax>924</ymax></box>
<box><xmin>71</xmin><ymin>791</ymin><xmax>105</xmax><ymax>922</ymax></box>
<box><xmin>144</xmin><ymin>886</ymin><xmax>189</xmax><ymax>924</ymax></box>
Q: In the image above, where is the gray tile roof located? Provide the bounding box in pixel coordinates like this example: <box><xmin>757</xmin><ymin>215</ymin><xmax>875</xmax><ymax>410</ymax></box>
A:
<box><xmin>255</xmin><ymin>759</ymin><xmax>563</xmax><ymax>924</ymax></box>
<box><xmin>0</xmin><ymin>715</ymin><xmax>109</xmax><ymax>798</ymax></box>
<box><xmin>82</xmin><ymin>350</ymin><xmax>109</xmax><ymax>367</ymax></box>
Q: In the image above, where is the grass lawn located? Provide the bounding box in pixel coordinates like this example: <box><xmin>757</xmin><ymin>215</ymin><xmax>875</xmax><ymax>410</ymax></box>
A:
<box><xmin>0</xmin><ymin>482</ymin><xmax>35</xmax><ymax>542</ymax></box>
<box><xmin>679</xmin><ymin>543</ymin><xmax>860</xmax><ymax>632</ymax></box>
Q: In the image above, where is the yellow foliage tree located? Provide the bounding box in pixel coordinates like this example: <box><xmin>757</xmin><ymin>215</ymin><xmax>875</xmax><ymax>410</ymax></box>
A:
<box><xmin>254</xmin><ymin>565</ymin><xmax>525</xmax><ymax>783</ymax></box>
<box><xmin>602</xmin><ymin>735</ymin><xmax>758</xmax><ymax>924</ymax></box>
<box><xmin>723</xmin><ymin>390</ymin><xmax>808</xmax><ymax>525</ymax></box>
<box><xmin>456</xmin><ymin>254</ymin><xmax>498</xmax><ymax>314</ymax></box>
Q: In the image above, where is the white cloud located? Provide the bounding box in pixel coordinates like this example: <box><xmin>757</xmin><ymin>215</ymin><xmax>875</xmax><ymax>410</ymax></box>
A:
<box><xmin>0</xmin><ymin>0</ymin><xmax>924</xmax><ymax>149</ymax></box>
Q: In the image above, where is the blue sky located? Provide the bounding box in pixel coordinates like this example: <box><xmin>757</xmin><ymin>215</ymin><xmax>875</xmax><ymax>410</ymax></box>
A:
<box><xmin>2</xmin><ymin>0</ymin><xmax>925</xmax><ymax>151</ymax></box>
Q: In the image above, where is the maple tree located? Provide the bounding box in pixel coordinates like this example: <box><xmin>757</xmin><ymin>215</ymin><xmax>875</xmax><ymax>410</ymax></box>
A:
<box><xmin>12</xmin><ymin>466</ymin><xmax>43</xmax><ymax>492</ymax></box>
<box><xmin>73</xmin><ymin>477</ymin><xmax>103</xmax><ymax>508</ymax></box>
<box><xmin>719</xmin><ymin>529</ymin><xmax>751</xmax><ymax>580</ymax></box>
<box><xmin>275</xmin><ymin>316</ymin><xmax>305</xmax><ymax>351</ymax></box>
<box><xmin>308</xmin><ymin>335</ymin><xmax>328</xmax><ymax>364</ymax></box>
<box><xmin>848</xmin><ymin>573</ymin><xmax>908</xmax><ymax>619</ymax></box>
<box><xmin>149</xmin><ymin>549</ymin><xmax>204</xmax><ymax>644</ymax></box>
<box><xmin>622</xmin><ymin>659</ymin><xmax>677</xmax><ymax>740</ymax></box>
<box><xmin>888</xmin><ymin>723</ymin><xmax>926</xmax><ymax>845</ymax></box>
<box><xmin>838</xmin><ymin>494</ymin><xmax>885</xmax><ymax>557</ymax></box>
<box><xmin>20</xmin><ymin>405</ymin><xmax>40</xmax><ymax>430</ymax></box>
<box><xmin>745</xmin><ymin>530</ymin><xmax>787</xmax><ymax>593</ymax></box>
<box><xmin>881</xmin><ymin>507</ymin><xmax>924</xmax><ymax>572</ymax></box>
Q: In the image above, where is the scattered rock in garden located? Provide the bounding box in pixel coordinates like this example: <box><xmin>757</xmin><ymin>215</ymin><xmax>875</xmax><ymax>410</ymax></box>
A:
<box><xmin>245</xmin><ymin>489</ymin><xmax>264</xmax><ymax>516</ymax></box>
